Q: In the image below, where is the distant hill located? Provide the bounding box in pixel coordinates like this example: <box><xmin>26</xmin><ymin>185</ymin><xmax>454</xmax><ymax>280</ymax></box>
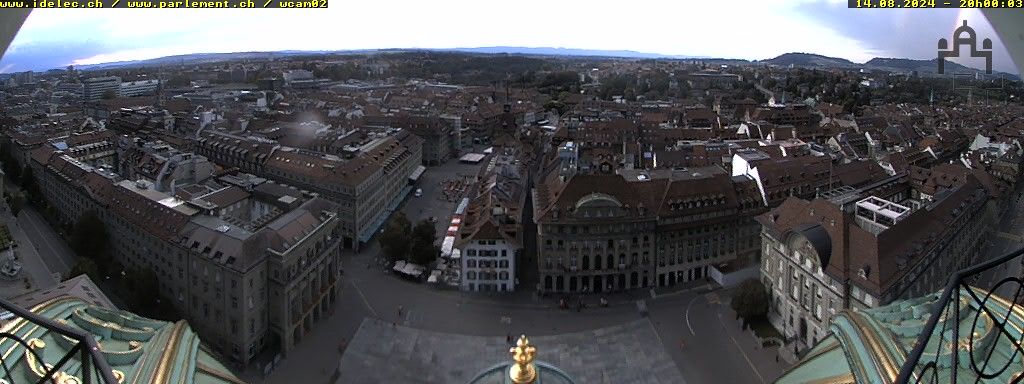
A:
<box><xmin>754</xmin><ymin>52</ymin><xmax>1018</xmax><ymax>80</ymax></box>
<box><xmin>445</xmin><ymin>47</ymin><xmax>701</xmax><ymax>59</ymax></box>
<box><xmin>73</xmin><ymin>47</ymin><xmax>699</xmax><ymax>72</ymax></box>
<box><xmin>69</xmin><ymin>48</ymin><xmax>1018</xmax><ymax>80</ymax></box>
<box><xmin>865</xmin><ymin>57</ymin><xmax>1017</xmax><ymax>80</ymax></box>
<box><xmin>761</xmin><ymin>52</ymin><xmax>860</xmax><ymax>69</ymax></box>
<box><xmin>74</xmin><ymin>50</ymin><xmax>359</xmax><ymax>71</ymax></box>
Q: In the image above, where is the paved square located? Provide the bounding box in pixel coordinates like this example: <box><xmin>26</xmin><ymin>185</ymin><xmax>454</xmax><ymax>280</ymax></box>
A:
<box><xmin>336</xmin><ymin>317</ymin><xmax>686</xmax><ymax>384</ymax></box>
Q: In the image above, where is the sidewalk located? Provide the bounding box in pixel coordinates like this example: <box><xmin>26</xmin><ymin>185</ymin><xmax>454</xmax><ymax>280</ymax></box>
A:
<box><xmin>716</xmin><ymin>296</ymin><xmax>788</xmax><ymax>383</ymax></box>
<box><xmin>349</xmin><ymin>249</ymin><xmax>717</xmax><ymax>311</ymax></box>
<box><xmin>0</xmin><ymin>209</ymin><xmax>58</xmax><ymax>298</ymax></box>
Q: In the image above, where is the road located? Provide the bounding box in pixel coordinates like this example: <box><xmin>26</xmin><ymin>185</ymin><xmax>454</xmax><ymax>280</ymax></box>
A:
<box><xmin>1</xmin><ymin>175</ymin><xmax>75</xmax><ymax>277</ymax></box>
<box><xmin>16</xmin><ymin>207</ymin><xmax>75</xmax><ymax>277</ymax></box>
<box><xmin>251</xmin><ymin>247</ymin><xmax>784</xmax><ymax>384</ymax></box>
<box><xmin>0</xmin><ymin>209</ymin><xmax>57</xmax><ymax>296</ymax></box>
<box><xmin>251</xmin><ymin>161</ymin><xmax>785</xmax><ymax>384</ymax></box>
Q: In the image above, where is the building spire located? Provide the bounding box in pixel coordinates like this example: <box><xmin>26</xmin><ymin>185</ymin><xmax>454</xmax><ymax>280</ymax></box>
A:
<box><xmin>509</xmin><ymin>335</ymin><xmax>537</xmax><ymax>384</ymax></box>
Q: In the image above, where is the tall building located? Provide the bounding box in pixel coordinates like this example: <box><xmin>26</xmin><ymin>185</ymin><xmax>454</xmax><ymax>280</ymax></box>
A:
<box><xmin>27</xmin><ymin>139</ymin><xmax>344</xmax><ymax>364</ymax></box>
<box><xmin>82</xmin><ymin>76</ymin><xmax>122</xmax><ymax>102</ymax></box>
<box><xmin>11</xmin><ymin>70</ymin><xmax>34</xmax><ymax>85</ymax></box>
<box><xmin>456</xmin><ymin>148</ymin><xmax>528</xmax><ymax>292</ymax></box>
<box><xmin>758</xmin><ymin>170</ymin><xmax>990</xmax><ymax>352</ymax></box>
<box><xmin>194</xmin><ymin>128</ymin><xmax>423</xmax><ymax>251</ymax></box>
<box><xmin>119</xmin><ymin>79</ymin><xmax>160</xmax><ymax>97</ymax></box>
<box><xmin>533</xmin><ymin>165</ymin><xmax>766</xmax><ymax>293</ymax></box>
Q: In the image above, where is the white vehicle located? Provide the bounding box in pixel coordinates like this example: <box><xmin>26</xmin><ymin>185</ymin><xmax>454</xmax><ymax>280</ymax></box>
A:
<box><xmin>414</xmin><ymin>188</ymin><xmax>423</xmax><ymax>197</ymax></box>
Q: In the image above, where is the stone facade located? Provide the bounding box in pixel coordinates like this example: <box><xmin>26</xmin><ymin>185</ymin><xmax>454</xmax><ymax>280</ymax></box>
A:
<box><xmin>26</xmin><ymin>139</ymin><xmax>344</xmax><ymax>365</ymax></box>
<box><xmin>533</xmin><ymin>166</ymin><xmax>767</xmax><ymax>294</ymax></box>
<box><xmin>759</xmin><ymin>171</ymin><xmax>990</xmax><ymax>353</ymax></box>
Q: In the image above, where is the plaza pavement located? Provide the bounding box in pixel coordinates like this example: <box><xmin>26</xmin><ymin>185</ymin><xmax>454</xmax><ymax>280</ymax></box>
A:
<box><xmin>0</xmin><ymin>203</ymin><xmax>58</xmax><ymax>298</ymax></box>
<box><xmin>245</xmin><ymin>159</ymin><xmax>788</xmax><ymax>384</ymax></box>
<box><xmin>336</xmin><ymin>317</ymin><xmax>685</xmax><ymax>384</ymax></box>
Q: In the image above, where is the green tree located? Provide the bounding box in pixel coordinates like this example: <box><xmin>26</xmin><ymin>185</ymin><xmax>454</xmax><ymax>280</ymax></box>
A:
<box><xmin>731</xmin><ymin>278</ymin><xmax>770</xmax><ymax>329</ymax></box>
<box><xmin>20</xmin><ymin>167</ymin><xmax>43</xmax><ymax>207</ymax></box>
<box><xmin>407</xmin><ymin>220</ymin><xmax>438</xmax><ymax>265</ymax></box>
<box><xmin>69</xmin><ymin>211</ymin><xmax>110</xmax><ymax>267</ymax></box>
<box><xmin>0</xmin><ymin>142</ymin><xmax>22</xmax><ymax>185</ymax></box>
<box><xmin>125</xmin><ymin>268</ymin><xmax>160</xmax><ymax>312</ymax></box>
<box><xmin>409</xmin><ymin>241</ymin><xmax>439</xmax><ymax>266</ymax></box>
<box><xmin>67</xmin><ymin>257</ymin><xmax>100</xmax><ymax>281</ymax></box>
<box><xmin>411</xmin><ymin>220</ymin><xmax>435</xmax><ymax>246</ymax></box>
<box><xmin>379</xmin><ymin>212</ymin><xmax>412</xmax><ymax>262</ymax></box>
<box><xmin>4</xmin><ymin>191</ymin><xmax>25</xmax><ymax>216</ymax></box>
<box><xmin>165</xmin><ymin>75</ymin><xmax>189</xmax><ymax>87</ymax></box>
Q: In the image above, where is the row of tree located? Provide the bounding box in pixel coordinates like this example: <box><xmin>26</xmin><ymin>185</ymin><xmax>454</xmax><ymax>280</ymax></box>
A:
<box><xmin>731</xmin><ymin>278</ymin><xmax>770</xmax><ymax>330</ymax></box>
<box><xmin>378</xmin><ymin>212</ymin><xmax>440</xmax><ymax>266</ymax></box>
<box><xmin>66</xmin><ymin>211</ymin><xmax>165</xmax><ymax>317</ymax></box>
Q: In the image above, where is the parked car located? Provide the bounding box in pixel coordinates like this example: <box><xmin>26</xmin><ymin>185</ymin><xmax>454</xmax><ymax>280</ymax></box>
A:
<box><xmin>414</xmin><ymin>188</ymin><xmax>423</xmax><ymax>197</ymax></box>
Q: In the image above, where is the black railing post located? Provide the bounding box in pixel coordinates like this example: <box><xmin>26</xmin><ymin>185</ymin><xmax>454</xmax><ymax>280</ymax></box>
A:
<box><xmin>35</xmin><ymin>342</ymin><xmax>80</xmax><ymax>384</ymax></box>
<box><xmin>951</xmin><ymin>286</ymin><xmax>959</xmax><ymax>382</ymax></box>
<box><xmin>81</xmin><ymin>340</ymin><xmax>92</xmax><ymax>384</ymax></box>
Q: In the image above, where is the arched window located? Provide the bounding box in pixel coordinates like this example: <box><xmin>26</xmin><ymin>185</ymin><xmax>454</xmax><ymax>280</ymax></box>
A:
<box><xmin>582</xmin><ymin>255</ymin><xmax>590</xmax><ymax>270</ymax></box>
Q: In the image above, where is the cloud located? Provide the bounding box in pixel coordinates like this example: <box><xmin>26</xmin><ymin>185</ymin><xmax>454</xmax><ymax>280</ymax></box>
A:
<box><xmin>794</xmin><ymin>3</ymin><xmax>1017</xmax><ymax>73</ymax></box>
<box><xmin>1</xmin><ymin>1</ymin><xmax>1016</xmax><ymax>74</ymax></box>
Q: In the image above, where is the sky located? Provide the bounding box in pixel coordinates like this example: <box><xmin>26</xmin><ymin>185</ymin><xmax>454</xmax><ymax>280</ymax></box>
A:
<box><xmin>0</xmin><ymin>0</ymin><xmax>1019</xmax><ymax>74</ymax></box>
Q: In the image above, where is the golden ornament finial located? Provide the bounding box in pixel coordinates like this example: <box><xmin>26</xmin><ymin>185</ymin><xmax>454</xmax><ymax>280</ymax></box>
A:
<box><xmin>509</xmin><ymin>335</ymin><xmax>537</xmax><ymax>384</ymax></box>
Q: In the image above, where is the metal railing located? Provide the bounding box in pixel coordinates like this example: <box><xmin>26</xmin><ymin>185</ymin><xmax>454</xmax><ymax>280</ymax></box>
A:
<box><xmin>0</xmin><ymin>296</ymin><xmax>118</xmax><ymax>384</ymax></box>
<box><xmin>896</xmin><ymin>246</ymin><xmax>1024</xmax><ymax>384</ymax></box>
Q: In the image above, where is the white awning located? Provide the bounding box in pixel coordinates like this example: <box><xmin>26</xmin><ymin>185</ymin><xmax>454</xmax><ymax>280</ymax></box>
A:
<box><xmin>409</xmin><ymin>165</ymin><xmax>426</xmax><ymax>181</ymax></box>
<box><xmin>455</xmin><ymin>198</ymin><xmax>470</xmax><ymax>215</ymax></box>
<box><xmin>441</xmin><ymin>236</ymin><xmax>456</xmax><ymax>257</ymax></box>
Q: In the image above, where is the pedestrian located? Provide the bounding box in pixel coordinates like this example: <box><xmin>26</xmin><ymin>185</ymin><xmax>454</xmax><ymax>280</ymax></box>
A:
<box><xmin>398</xmin><ymin>305</ymin><xmax>403</xmax><ymax>318</ymax></box>
<box><xmin>506</xmin><ymin>333</ymin><xmax>512</xmax><ymax>344</ymax></box>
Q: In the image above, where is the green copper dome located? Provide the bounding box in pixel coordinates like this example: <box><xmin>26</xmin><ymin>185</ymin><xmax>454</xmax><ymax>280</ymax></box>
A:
<box><xmin>466</xmin><ymin>361</ymin><xmax>576</xmax><ymax>384</ymax></box>
<box><xmin>777</xmin><ymin>287</ymin><xmax>1024</xmax><ymax>384</ymax></box>
<box><xmin>0</xmin><ymin>296</ymin><xmax>243</xmax><ymax>384</ymax></box>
